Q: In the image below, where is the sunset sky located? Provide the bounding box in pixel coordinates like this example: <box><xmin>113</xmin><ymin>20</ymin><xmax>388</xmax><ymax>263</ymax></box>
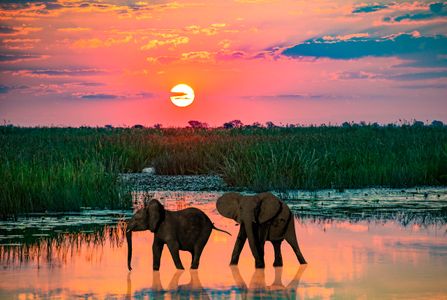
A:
<box><xmin>1</xmin><ymin>0</ymin><xmax>446</xmax><ymax>127</ymax></box>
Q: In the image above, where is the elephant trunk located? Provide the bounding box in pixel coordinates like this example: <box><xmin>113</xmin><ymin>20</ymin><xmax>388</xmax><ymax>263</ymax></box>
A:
<box><xmin>244</xmin><ymin>221</ymin><xmax>264</xmax><ymax>268</ymax></box>
<box><xmin>126</xmin><ymin>230</ymin><xmax>133</xmax><ymax>271</ymax></box>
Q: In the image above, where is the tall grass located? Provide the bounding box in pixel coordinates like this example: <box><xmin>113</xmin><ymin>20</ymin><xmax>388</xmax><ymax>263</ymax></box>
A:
<box><xmin>1</xmin><ymin>125</ymin><xmax>446</xmax><ymax>216</ymax></box>
<box><xmin>221</xmin><ymin>126</ymin><xmax>447</xmax><ymax>190</ymax></box>
<box><xmin>0</xmin><ymin>127</ymin><xmax>132</xmax><ymax>217</ymax></box>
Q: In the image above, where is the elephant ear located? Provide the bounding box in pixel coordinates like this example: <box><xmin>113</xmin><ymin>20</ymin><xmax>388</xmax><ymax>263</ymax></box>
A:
<box><xmin>147</xmin><ymin>199</ymin><xmax>165</xmax><ymax>232</ymax></box>
<box><xmin>257</xmin><ymin>192</ymin><xmax>282</xmax><ymax>223</ymax></box>
<box><xmin>216</xmin><ymin>192</ymin><xmax>241</xmax><ymax>222</ymax></box>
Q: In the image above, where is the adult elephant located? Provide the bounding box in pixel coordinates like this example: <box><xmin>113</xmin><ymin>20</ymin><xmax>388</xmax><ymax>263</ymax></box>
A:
<box><xmin>216</xmin><ymin>192</ymin><xmax>307</xmax><ymax>268</ymax></box>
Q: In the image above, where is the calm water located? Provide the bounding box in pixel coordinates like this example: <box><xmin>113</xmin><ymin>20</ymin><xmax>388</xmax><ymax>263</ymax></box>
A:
<box><xmin>1</xmin><ymin>191</ymin><xmax>446</xmax><ymax>299</ymax></box>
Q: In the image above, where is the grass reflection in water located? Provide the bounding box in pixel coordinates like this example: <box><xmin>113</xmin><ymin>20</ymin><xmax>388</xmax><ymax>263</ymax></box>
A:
<box><xmin>0</xmin><ymin>222</ymin><xmax>126</xmax><ymax>267</ymax></box>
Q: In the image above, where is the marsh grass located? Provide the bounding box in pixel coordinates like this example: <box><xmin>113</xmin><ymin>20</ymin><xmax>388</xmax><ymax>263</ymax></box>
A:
<box><xmin>1</xmin><ymin>125</ymin><xmax>446</xmax><ymax>216</ymax></box>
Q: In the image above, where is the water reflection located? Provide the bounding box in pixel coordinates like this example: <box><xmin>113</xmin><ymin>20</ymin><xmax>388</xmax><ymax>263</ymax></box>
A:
<box><xmin>0</xmin><ymin>191</ymin><xmax>446</xmax><ymax>299</ymax></box>
<box><xmin>127</xmin><ymin>266</ymin><xmax>307</xmax><ymax>299</ymax></box>
<box><xmin>0</xmin><ymin>222</ymin><xmax>125</xmax><ymax>267</ymax></box>
<box><xmin>230</xmin><ymin>265</ymin><xmax>307</xmax><ymax>299</ymax></box>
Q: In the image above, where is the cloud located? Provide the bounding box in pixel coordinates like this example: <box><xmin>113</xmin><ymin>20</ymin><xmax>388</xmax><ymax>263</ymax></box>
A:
<box><xmin>334</xmin><ymin>70</ymin><xmax>447</xmax><ymax>81</ymax></box>
<box><xmin>181</xmin><ymin>51</ymin><xmax>213</xmax><ymax>63</ymax></box>
<box><xmin>77</xmin><ymin>91</ymin><xmax>154</xmax><ymax>100</ymax></box>
<box><xmin>352</xmin><ymin>4</ymin><xmax>389</xmax><ymax>14</ymax></box>
<box><xmin>57</xmin><ymin>27</ymin><xmax>91</xmax><ymax>33</ymax></box>
<box><xmin>245</xmin><ymin>93</ymin><xmax>354</xmax><ymax>101</ymax></box>
<box><xmin>184</xmin><ymin>23</ymin><xmax>227</xmax><ymax>36</ymax></box>
<box><xmin>0</xmin><ymin>25</ymin><xmax>16</xmax><ymax>34</ymax></box>
<box><xmin>0</xmin><ymin>84</ymin><xmax>28</xmax><ymax>93</ymax></box>
<box><xmin>383</xmin><ymin>2</ymin><xmax>447</xmax><ymax>23</ymax></box>
<box><xmin>146</xmin><ymin>55</ymin><xmax>177</xmax><ymax>64</ymax></box>
<box><xmin>80</xmin><ymin>93</ymin><xmax>118</xmax><ymax>100</ymax></box>
<box><xmin>6</xmin><ymin>68</ymin><xmax>106</xmax><ymax>78</ymax></box>
<box><xmin>215</xmin><ymin>50</ymin><xmax>247</xmax><ymax>60</ymax></box>
<box><xmin>0</xmin><ymin>25</ymin><xmax>42</xmax><ymax>36</ymax></box>
<box><xmin>0</xmin><ymin>53</ymin><xmax>48</xmax><ymax>63</ymax></box>
<box><xmin>282</xmin><ymin>32</ymin><xmax>447</xmax><ymax>67</ymax></box>
<box><xmin>398</xmin><ymin>83</ymin><xmax>447</xmax><ymax>89</ymax></box>
<box><xmin>140</xmin><ymin>36</ymin><xmax>189</xmax><ymax>50</ymax></box>
<box><xmin>2</xmin><ymin>38</ymin><xmax>40</xmax><ymax>50</ymax></box>
<box><xmin>389</xmin><ymin>71</ymin><xmax>447</xmax><ymax>81</ymax></box>
<box><xmin>0</xmin><ymin>85</ymin><xmax>12</xmax><ymax>93</ymax></box>
<box><xmin>322</xmin><ymin>33</ymin><xmax>369</xmax><ymax>41</ymax></box>
<box><xmin>71</xmin><ymin>36</ymin><xmax>132</xmax><ymax>48</ymax></box>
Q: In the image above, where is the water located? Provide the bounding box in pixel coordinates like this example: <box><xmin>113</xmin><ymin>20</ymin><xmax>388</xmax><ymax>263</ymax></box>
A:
<box><xmin>1</xmin><ymin>190</ymin><xmax>446</xmax><ymax>299</ymax></box>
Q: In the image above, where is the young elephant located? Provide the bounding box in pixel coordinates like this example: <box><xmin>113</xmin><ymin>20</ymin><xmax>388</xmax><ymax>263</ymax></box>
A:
<box><xmin>126</xmin><ymin>199</ymin><xmax>230</xmax><ymax>271</ymax></box>
<box><xmin>216</xmin><ymin>192</ymin><xmax>307</xmax><ymax>268</ymax></box>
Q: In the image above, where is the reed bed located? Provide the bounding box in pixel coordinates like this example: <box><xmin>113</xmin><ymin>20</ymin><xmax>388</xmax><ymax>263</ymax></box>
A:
<box><xmin>1</xmin><ymin>125</ymin><xmax>446</xmax><ymax>216</ymax></box>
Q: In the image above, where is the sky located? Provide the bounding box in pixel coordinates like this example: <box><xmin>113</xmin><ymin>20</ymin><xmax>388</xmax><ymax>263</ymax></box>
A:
<box><xmin>0</xmin><ymin>0</ymin><xmax>446</xmax><ymax>127</ymax></box>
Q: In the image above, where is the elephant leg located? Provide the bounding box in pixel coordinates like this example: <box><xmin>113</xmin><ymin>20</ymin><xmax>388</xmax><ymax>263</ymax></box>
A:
<box><xmin>230</xmin><ymin>225</ymin><xmax>247</xmax><ymax>265</ymax></box>
<box><xmin>245</xmin><ymin>222</ymin><xmax>265</xmax><ymax>268</ymax></box>
<box><xmin>191</xmin><ymin>229</ymin><xmax>211</xmax><ymax>269</ymax></box>
<box><xmin>152</xmin><ymin>239</ymin><xmax>164</xmax><ymax>271</ymax></box>
<box><xmin>285</xmin><ymin>221</ymin><xmax>307</xmax><ymax>264</ymax></box>
<box><xmin>191</xmin><ymin>246</ymin><xmax>204</xmax><ymax>269</ymax></box>
<box><xmin>272</xmin><ymin>241</ymin><xmax>283</xmax><ymax>267</ymax></box>
<box><xmin>167</xmin><ymin>241</ymin><xmax>184</xmax><ymax>270</ymax></box>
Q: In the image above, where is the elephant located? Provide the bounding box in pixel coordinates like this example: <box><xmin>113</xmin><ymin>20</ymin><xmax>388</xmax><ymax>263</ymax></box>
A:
<box><xmin>126</xmin><ymin>199</ymin><xmax>230</xmax><ymax>271</ymax></box>
<box><xmin>216</xmin><ymin>192</ymin><xmax>307</xmax><ymax>268</ymax></box>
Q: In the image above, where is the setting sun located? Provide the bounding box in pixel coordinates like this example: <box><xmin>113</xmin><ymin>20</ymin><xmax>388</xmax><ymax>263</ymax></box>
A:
<box><xmin>170</xmin><ymin>84</ymin><xmax>195</xmax><ymax>107</ymax></box>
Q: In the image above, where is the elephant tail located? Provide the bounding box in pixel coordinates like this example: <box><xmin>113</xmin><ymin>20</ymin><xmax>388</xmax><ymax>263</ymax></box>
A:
<box><xmin>212</xmin><ymin>224</ymin><xmax>232</xmax><ymax>236</ymax></box>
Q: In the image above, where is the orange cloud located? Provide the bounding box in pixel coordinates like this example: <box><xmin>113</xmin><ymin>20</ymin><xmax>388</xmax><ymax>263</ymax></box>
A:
<box><xmin>184</xmin><ymin>23</ymin><xmax>227</xmax><ymax>36</ymax></box>
<box><xmin>72</xmin><ymin>36</ymin><xmax>133</xmax><ymax>48</ymax></box>
<box><xmin>140</xmin><ymin>36</ymin><xmax>189</xmax><ymax>50</ymax></box>
<box><xmin>181</xmin><ymin>51</ymin><xmax>213</xmax><ymax>63</ymax></box>
<box><xmin>57</xmin><ymin>27</ymin><xmax>91</xmax><ymax>33</ymax></box>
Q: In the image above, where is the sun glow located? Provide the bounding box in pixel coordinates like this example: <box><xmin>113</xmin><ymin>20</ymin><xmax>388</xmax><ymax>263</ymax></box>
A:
<box><xmin>170</xmin><ymin>84</ymin><xmax>195</xmax><ymax>107</ymax></box>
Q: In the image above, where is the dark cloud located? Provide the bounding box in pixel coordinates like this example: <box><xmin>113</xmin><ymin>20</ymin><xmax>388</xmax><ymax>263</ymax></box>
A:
<box><xmin>80</xmin><ymin>93</ymin><xmax>118</xmax><ymax>100</ymax></box>
<box><xmin>0</xmin><ymin>53</ymin><xmax>46</xmax><ymax>62</ymax></box>
<box><xmin>4</xmin><ymin>68</ymin><xmax>106</xmax><ymax>77</ymax></box>
<box><xmin>0</xmin><ymin>26</ymin><xmax>16</xmax><ymax>34</ymax></box>
<box><xmin>75</xmin><ymin>82</ymin><xmax>105</xmax><ymax>87</ymax></box>
<box><xmin>0</xmin><ymin>0</ymin><xmax>57</xmax><ymax>10</ymax></box>
<box><xmin>398</xmin><ymin>83</ymin><xmax>447</xmax><ymax>89</ymax></box>
<box><xmin>352</xmin><ymin>4</ymin><xmax>388</xmax><ymax>14</ymax></box>
<box><xmin>0</xmin><ymin>85</ymin><xmax>11</xmax><ymax>93</ymax></box>
<box><xmin>29</xmin><ymin>69</ymin><xmax>104</xmax><ymax>76</ymax></box>
<box><xmin>0</xmin><ymin>84</ymin><xmax>28</xmax><ymax>93</ymax></box>
<box><xmin>135</xmin><ymin>92</ymin><xmax>154</xmax><ymax>98</ymax></box>
<box><xmin>336</xmin><ymin>70</ymin><xmax>447</xmax><ymax>81</ymax></box>
<box><xmin>78</xmin><ymin>91</ymin><xmax>154</xmax><ymax>100</ymax></box>
<box><xmin>389</xmin><ymin>71</ymin><xmax>447</xmax><ymax>81</ymax></box>
<box><xmin>0</xmin><ymin>0</ymin><xmax>70</xmax><ymax>14</ymax></box>
<box><xmin>0</xmin><ymin>0</ymin><xmax>57</xmax><ymax>3</ymax></box>
<box><xmin>384</xmin><ymin>2</ymin><xmax>447</xmax><ymax>22</ymax></box>
<box><xmin>245</xmin><ymin>93</ymin><xmax>352</xmax><ymax>101</ymax></box>
<box><xmin>282</xmin><ymin>33</ymin><xmax>447</xmax><ymax>67</ymax></box>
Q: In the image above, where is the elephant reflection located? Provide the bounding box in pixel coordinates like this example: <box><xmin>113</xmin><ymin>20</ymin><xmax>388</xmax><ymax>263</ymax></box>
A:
<box><xmin>217</xmin><ymin>192</ymin><xmax>307</xmax><ymax>268</ymax></box>
<box><xmin>231</xmin><ymin>265</ymin><xmax>307</xmax><ymax>299</ymax></box>
<box><xmin>150</xmin><ymin>270</ymin><xmax>210</xmax><ymax>299</ymax></box>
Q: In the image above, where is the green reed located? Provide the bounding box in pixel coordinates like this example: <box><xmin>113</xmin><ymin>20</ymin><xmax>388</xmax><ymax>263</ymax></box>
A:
<box><xmin>1</xmin><ymin>125</ymin><xmax>446</xmax><ymax>216</ymax></box>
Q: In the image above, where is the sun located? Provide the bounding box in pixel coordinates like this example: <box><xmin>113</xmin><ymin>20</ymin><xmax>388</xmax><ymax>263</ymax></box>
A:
<box><xmin>170</xmin><ymin>84</ymin><xmax>195</xmax><ymax>107</ymax></box>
